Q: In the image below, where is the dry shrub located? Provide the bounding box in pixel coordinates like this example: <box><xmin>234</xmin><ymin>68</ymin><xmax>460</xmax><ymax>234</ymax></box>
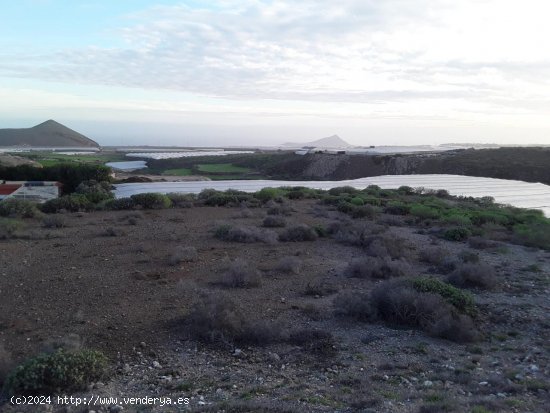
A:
<box><xmin>216</xmin><ymin>225</ymin><xmax>278</xmax><ymax>244</ymax></box>
<box><xmin>419</xmin><ymin>247</ymin><xmax>449</xmax><ymax>265</ymax></box>
<box><xmin>303</xmin><ymin>280</ymin><xmax>339</xmax><ymax>297</ymax></box>
<box><xmin>42</xmin><ymin>215</ymin><xmax>66</xmax><ymax>229</ymax></box>
<box><xmin>168</xmin><ymin>246</ymin><xmax>198</xmax><ymax>266</ymax></box>
<box><xmin>276</xmin><ymin>256</ymin><xmax>302</xmax><ymax>274</ymax></box>
<box><xmin>344</xmin><ymin>257</ymin><xmax>410</xmax><ymax>279</ymax></box>
<box><xmin>263</xmin><ymin>216</ymin><xmax>286</xmax><ymax>228</ymax></box>
<box><xmin>185</xmin><ymin>292</ymin><xmax>279</xmax><ymax>346</ymax></box>
<box><xmin>333</xmin><ymin>291</ymin><xmax>374</xmax><ymax>321</ymax></box>
<box><xmin>216</xmin><ymin>259</ymin><xmax>261</xmax><ymax>288</ymax></box>
<box><xmin>279</xmin><ymin>224</ymin><xmax>318</xmax><ymax>242</ymax></box>
<box><xmin>266</xmin><ymin>204</ymin><xmax>293</xmax><ymax>216</ymax></box>
<box><xmin>287</xmin><ymin>328</ymin><xmax>336</xmax><ymax>357</ymax></box>
<box><xmin>371</xmin><ymin>282</ymin><xmax>478</xmax><ymax>342</ymax></box>
<box><xmin>447</xmin><ymin>263</ymin><xmax>497</xmax><ymax>290</ymax></box>
<box><xmin>365</xmin><ymin>233</ymin><xmax>411</xmax><ymax>260</ymax></box>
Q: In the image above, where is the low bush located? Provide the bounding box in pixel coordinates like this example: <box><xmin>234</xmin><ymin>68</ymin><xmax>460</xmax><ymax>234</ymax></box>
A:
<box><xmin>513</xmin><ymin>221</ymin><xmax>550</xmax><ymax>250</ymax></box>
<box><xmin>365</xmin><ymin>234</ymin><xmax>411</xmax><ymax>260</ymax></box>
<box><xmin>371</xmin><ymin>282</ymin><xmax>477</xmax><ymax>342</ymax></box>
<box><xmin>130</xmin><ymin>193</ymin><xmax>171</xmax><ymax>209</ymax></box>
<box><xmin>328</xmin><ymin>186</ymin><xmax>359</xmax><ymax>196</ymax></box>
<box><xmin>411</xmin><ymin>277</ymin><xmax>477</xmax><ymax>316</ymax></box>
<box><xmin>75</xmin><ymin>180</ymin><xmax>113</xmax><ymax>203</ymax></box>
<box><xmin>344</xmin><ymin>257</ymin><xmax>410</xmax><ymax>279</ymax></box>
<box><xmin>447</xmin><ymin>263</ymin><xmax>497</xmax><ymax>290</ymax></box>
<box><xmin>42</xmin><ymin>215</ymin><xmax>65</xmax><ymax>229</ymax></box>
<box><xmin>185</xmin><ymin>292</ymin><xmax>280</xmax><ymax>346</ymax></box>
<box><xmin>214</xmin><ymin>225</ymin><xmax>277</xmax><ymax>244</ymax></box>
<box><xmin>410</xmin><ymin>204</ymin><xmax>441</xmax><ymax>220</ymax></box>
<box><xmin>263</xmin><ymin>216</ymin><xmax>286</xmax><ymax>228</ymax></box>
<box><xmin>333</xmin><ymin>291</ymin><xmax>374</xmax><ymax>321</ymax></box>
<box><xmin>419</xmin><ymin>247</ymin><xmax>449</xmax><ymax>265</ymax></box>
<box><xmin>443</xmin><ymin>227</ymin><xmax>471</xmax><ymax>242</ymax></box>
<box><xmin>103</xmin><ymin>197</ymin><xmax>135</xmax><ymax>210</ymax></box>
<box><xmin>287</xmin><ymin>329</ymin><xmax>336</xmax><ymax>357</ymax></box>
<box><xmin>279</xmin><ymin>224</ymin><xmax>318</xmax><ymax>242</ymax></box>
<box><xmin>337</xmin><ymin>202</ymin><xmax>377</xmax><ymax>219</ymax></box>
<box><xmin>275</xmin><ymin>256</ymin><xmax>302</xmax><ymax>274</ymax></box>
<box><xmin>167</xmin><ymin>192</ymin><xmax>196</xmax><ymax>208</ymax></box>
<box><xmin>267</xmin><ymin>205</ymin><xmax>293</xmax><ymax>216</ymax></box>
<box><xmin>0</xmin><ymin>218</ymin><xmax>23</xmax><ymax>239</ymax></box>
<box><xmin>4</xmin><ymin>349</ymin><xmax>108</xmax><ymax>395</ymax></box>
<box><xmin>216</xmin><ymin>259</ymin><xmax>261</xmax><ymax>288</ymax></box>
<box><xmin>255</xmin><ymin>187</ymin><xmax>284</xmax><ymax>202</ymax></box>
<box><xmin>168</xmin><ymin>246</ymin><xmax>198</xmax><ymax>265</ymax></box>
<box><xmin>384</xmin><ymin>201</ymin><xmax>411</xmax><ymax>215</ymax></box>
<box><xmin>458</xmin><ymin>250</ymin><xmax>480</xmax><ymax>263</ymax></box>
<box><xmin>0</xmin><ymin>199</ymin><xmax>41</xmax><ymax>218</ymax></box>
<box><xmin>41</xmin><ymin>194</ymin><xmax>92</xmax><ymax>213</ymax></box>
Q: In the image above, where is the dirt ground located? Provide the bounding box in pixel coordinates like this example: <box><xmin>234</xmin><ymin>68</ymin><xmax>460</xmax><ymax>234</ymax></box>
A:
<box><xmin>0</xmin><ymin>200</ymin><xmax>548</xmax><ymax>412</ymax></box>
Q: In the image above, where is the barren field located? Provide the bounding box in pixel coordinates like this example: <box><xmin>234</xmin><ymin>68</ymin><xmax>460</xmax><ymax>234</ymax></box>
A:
<box><xmin>0</xmin><ymin>199</ymin><xmax>549</xmax><ymax>413</ymax></box>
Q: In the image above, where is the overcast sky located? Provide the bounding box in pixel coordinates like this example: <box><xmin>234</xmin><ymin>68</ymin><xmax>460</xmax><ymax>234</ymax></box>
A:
<box><xmin>1</xmin><ymin>0</ymin><xmax>549</xmax><ymax>146</ymax></box>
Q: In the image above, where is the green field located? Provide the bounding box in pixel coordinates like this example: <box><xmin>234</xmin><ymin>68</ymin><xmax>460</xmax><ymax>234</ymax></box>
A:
<box><xmin>20</xmin><ymin>152</ymin><xmax>128</xmax><ymax>167</ymax></box>
<box><xmin>161</xmin><ymin>168</ymin><xmax>193</xmax><ymax>176</ymax></box>
<box><xmin>196</xmin><ymin>163</ymin><xmax>251</xmax><ymax>174</ymax></box>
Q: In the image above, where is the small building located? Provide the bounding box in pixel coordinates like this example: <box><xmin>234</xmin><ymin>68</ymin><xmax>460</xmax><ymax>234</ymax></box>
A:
<box><xmin>0</xmin><ymin>181</ymin><xmax>61</xmax><ymax>203</ymax></box>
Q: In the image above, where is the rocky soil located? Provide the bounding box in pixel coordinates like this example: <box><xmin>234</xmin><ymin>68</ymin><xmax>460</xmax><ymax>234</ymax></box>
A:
<box><xmin>0</xmin><ymin>200</ymin><xmax>548</xmax><ymax>412</ymax></box>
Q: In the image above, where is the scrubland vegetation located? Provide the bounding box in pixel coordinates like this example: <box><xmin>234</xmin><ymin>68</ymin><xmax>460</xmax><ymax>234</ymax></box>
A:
<box><xmin>0</xmin><ymin>181</ymin><xmax>548</xmax><ymax>412</ymax></box>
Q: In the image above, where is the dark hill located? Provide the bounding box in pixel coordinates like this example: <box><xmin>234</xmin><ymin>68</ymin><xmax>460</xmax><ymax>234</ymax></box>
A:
<box><xmin>0</xmin><ymin>120</ymin><xmax>99</xmax><ymax>147</ymax></box>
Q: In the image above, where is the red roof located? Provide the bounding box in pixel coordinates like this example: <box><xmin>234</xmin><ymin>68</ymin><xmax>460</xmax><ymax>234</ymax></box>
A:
<box><xmin>0</xmin><ymin>184</ymin><xmax>21</xmax><ymax>195</ymax></box>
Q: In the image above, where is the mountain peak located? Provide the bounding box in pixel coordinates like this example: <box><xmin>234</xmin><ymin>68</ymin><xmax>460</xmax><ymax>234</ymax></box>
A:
<box><xmin>0</xmin><ymin>120</ymin><xmax>99</xmax><ymax>148</ymax></box>
<box><xmin>282</xmin><ymin>134</ymin><xmax>352</xmax><ymax>149</ymax></box>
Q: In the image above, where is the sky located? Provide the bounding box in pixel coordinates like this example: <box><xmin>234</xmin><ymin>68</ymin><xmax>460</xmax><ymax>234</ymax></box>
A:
<box><xmin>0</xmin><ymin>0</ymin><xmax>549</xmax><ymax>146</ymax></box>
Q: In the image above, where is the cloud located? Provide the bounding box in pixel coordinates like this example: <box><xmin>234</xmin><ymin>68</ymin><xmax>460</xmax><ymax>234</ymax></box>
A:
<box><xmin>1</xmin><ymin>0</ymin><xmax>550</xmax><ymax>119</ymax></box>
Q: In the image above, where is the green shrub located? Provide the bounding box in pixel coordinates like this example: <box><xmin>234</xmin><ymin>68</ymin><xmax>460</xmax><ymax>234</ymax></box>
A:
<box><xmin>397</xmin><ymin>186</ymin><xmax>414</xmax><ymax>195</ymax></box>
<box><xmin>4</xmin><ymin>349</ymin><xmax>108</xmax><ymax>395</ymax></box>
<box><xmin>0</xmin><ymin>199</ymin><xmax>41</xmax><ymax>218</ymax></box>
<box><xmin>41</xmin><ymin>194</ymin><xmax>92</xmax><ymax>213</ymax></box>
<box><xmin>350</xmin><ymin>197</ymin><xmax>364</xmax><ymax>206</ymax></box>
<box><xmin>75</xmin><ymin>180</ymin><xmax>113</xmax><ymax>203</ymax></box>
<box><xmin>442</xmin><ymin>212</ymin><xmax>472</xmax><ymax>227</ymax></box>
<box><xmin>255</xmin><ymin>188</ymin><xmax>283</xmax><ymax>202</ymax></box>
<box><xmin>103</xmin><ymin>197</ymin><xmax>135</xmax><ymax>210</ymax></box>
<box><xmin>328</xmin><ymin>186</ymin><xmax>358</xmax><ymax>196</ymax></box>
<box><xmin>411</xmin><ymin>277</ymin><xmax>476</xmax><ymax>316</ymax></box>
<box><xmin>443</xmin><ymin>227</ymin><xmax>471</xmax><ymax>242</ymax></box>
<box><xmin>513</xmin><ymin>221</ymin><xmax>550</xmax><ymax>250</ymax></box>
<box><xmin>384</xmin><ymin>201</ymin><xmax>411</xmax><ymax>215</ymax></box>
<box><xmin>410</xmin><ymin>204</ymin><xmax>441</xmax><ymax>220</ymax></box>
<box><xmin>0</xmin><ymin>218</ymin><xmax>23</xmax><ymax>239</ymax></box>
<box><xmin>130</xmin><ymin>193</ymin><xmax>171</xmax><ymax>209</ymax></box>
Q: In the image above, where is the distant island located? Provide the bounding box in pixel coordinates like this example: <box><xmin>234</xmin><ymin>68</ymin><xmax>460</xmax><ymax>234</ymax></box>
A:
<box><xmin>0</xmin><ymin>120</ymin><xmax>99</xmax><ymax>148</ymax></box>
<box><xmin>282</xmin><ymin>134</ymin><xmax>353</xmax><ymax>149</ymax></box>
